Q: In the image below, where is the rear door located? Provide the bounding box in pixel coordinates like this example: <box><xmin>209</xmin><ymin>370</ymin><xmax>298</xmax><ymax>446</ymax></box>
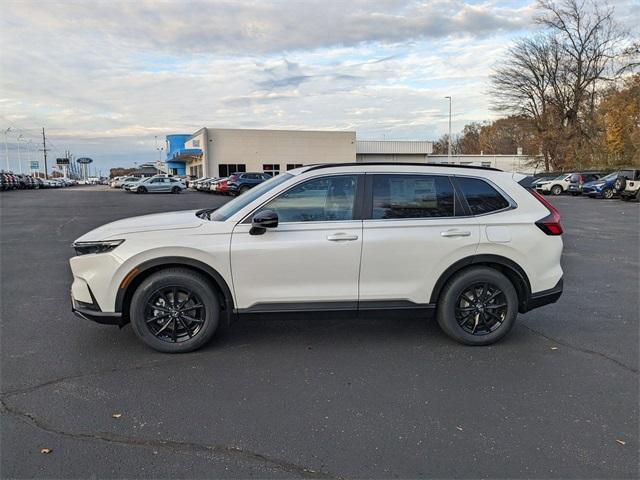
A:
<box><xmin>358</xmin><ymin>173</ymin><xmax>480</xmax><ymax>308</ymax></box>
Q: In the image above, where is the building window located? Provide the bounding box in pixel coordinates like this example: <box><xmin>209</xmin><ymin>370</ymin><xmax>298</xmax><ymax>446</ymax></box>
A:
<box><xmin>286</xmin><ymin>163</ymin><xmax>304</xmax><ymax>170</ymax></box>
<box><xmin>481</xmin><ymin>161</ymin><xmax>492</xmax><ymax>167</ymax></box>
<box><xmin>192</xmin><ymin>140</ymin><xmax>200</xmax><ymax>147</ymax></box>
<box><xmin>263</xmin><ymin>164</ymin><xmax>280</xmax><ymax>176</ymax></box>
<box><xmin>219</xmin><ymin>164</ymin><xmax>246</xmax><ymax>177</ymax></box>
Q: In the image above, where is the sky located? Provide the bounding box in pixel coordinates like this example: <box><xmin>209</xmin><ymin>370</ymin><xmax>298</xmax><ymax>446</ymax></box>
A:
<box><xmin>1</xmin><ymin>0</ymin><xmax>638</xmax><ymax>173</ymax></box>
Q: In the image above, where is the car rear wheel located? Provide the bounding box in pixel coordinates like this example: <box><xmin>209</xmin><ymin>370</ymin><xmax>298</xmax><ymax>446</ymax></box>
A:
<box><xmin>602</xmin><ymin>188</ymin><xmax>614</xmax><ymax>199</ymax></box>
<box><xmin>550</xmin><ymin>185</ymin><xmax>563</xmax><ymax>195</ymax></box>
<box><xmin>137</xmin><ymin>186</ymin><xmax>147</xmax><ymax>194</ymax></box>
<box><xmin>130</xmin><ymin>268</ymin><xmax>220</xmax><ymax>353</ymax></box>
<box><xmin>436</xmin><ymin>267</ymin><xmax>518</xmax><ymax>346</ymax></box>
<box><xmin>239</xmin><ymin>185</ymin><xmax>250</xmax><ymax>195</ymax></box>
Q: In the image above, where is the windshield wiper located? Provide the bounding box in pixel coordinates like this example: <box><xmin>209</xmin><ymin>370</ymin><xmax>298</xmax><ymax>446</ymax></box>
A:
<box><xmin>195</xmin><ymin>207</ymin><xmax>218</xmax><ymax>220</ymax></box>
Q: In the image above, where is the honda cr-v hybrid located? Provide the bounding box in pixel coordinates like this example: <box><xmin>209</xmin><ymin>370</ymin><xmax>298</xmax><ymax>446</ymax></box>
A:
<box><xmin>70</xmin><ymin>164</ymin><xmax>564</xmax><ymax>352</ymax></box>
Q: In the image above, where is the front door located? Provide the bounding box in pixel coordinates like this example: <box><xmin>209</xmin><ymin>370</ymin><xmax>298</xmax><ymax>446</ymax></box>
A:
<box><xmin>230</xmin><ymin>175</ymin><xmax>363</xmax><ymax>311</ymax></box>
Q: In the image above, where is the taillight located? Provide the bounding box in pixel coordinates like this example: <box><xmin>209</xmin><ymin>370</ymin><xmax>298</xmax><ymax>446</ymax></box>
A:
<box><xmin>529</xmin><ymin>189</ymin><xmax>563</xmax><ymax>235</ymax></box>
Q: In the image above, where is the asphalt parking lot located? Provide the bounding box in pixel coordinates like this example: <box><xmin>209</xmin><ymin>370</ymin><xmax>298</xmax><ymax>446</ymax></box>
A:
<box><xmin>1</xmin><ymin>186</ymin><xmax>638</xmax><ymax>478</ymax></box>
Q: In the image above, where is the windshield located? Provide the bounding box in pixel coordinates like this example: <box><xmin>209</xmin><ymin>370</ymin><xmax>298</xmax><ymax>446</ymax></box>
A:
<box><xmin>598</xmin><ymin>172</ymin><xmax>618</xmax><ymax>182</ymax></box>
<box><xmin>210</xmin><ymin>173</ymin><xmax>293</xmax><ymax>221</ymax></box>
<box><xmin>554</xmin><ymin>174</ymin><xmax>567</xmax><ymax>180</ymax></box>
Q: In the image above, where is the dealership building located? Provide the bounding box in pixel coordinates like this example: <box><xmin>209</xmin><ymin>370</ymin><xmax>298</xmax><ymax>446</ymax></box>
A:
<box><xmin>164</xmin><ymin>128</ymin><xmax>537</xmax><ymax>177</ymax></box>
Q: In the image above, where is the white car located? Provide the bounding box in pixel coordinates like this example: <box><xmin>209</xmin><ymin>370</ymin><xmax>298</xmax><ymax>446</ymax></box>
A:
<box><xmin>535</xmin><ymin>173</ymin><xmax>573</xmax><ymax>195</ymax></box>
<box><xmin>70</xmin><ymin>163</ymin><xmax>564</xmax><ymax>352</ymax></box>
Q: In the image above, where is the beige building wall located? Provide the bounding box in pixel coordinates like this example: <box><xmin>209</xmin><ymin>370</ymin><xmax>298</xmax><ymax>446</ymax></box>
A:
<box><xmin>186</xmin><ymin>128</ymin><xmax>356</xmax><ymax>177</ymax></box>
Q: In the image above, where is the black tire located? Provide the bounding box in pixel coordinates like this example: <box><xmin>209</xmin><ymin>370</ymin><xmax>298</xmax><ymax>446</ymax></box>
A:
<box><xmin>171</xmin><ymin>186</ymin><xmax>180</xmax><ymax>194</ymax></box>
<box><xmin>621</xmin><ymin>195</ymin><xmax>631</xmax><ymax>202</ymax></box>
<box><xmin>602</xmin><ymin>188</ymin><xmax>614</xmax><ymax>199</ymax></box>
<box><xmin>570</xmin><ymin>192</ymin><xmax>580</xmax><ymax>196</ymax></box>
<box><xmin>137</xmin><ymin>186</ymin><xmax>147</xmax><ymax>194</ymax></box>
<box><xmin>614</xmin><ymin>177</ymin><xmax>626</xmax><ymax>192</ymax></box>
<box><xmin>436</xmin><ymin>267</ymin><xmax>518</xmax><ymax>346</ymax></box>
<box><xmin>239</xmin><ymin>185</ymin><xmax>250</xmax><ymax>195</ymax></box>
<box><xmin>129</xmin><ymin>268</ymin><xmax>220</xmax><ymax>353</ymax></box>
<box><xmin>550</xmin><ymin>185</ymin><xmax>563</xmax><ymax>196</ymax></box>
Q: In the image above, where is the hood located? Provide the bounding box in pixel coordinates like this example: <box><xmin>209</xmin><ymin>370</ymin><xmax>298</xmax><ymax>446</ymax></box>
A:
<box><xmin>75</xmin><ymin>210</ymin><xmax>205</xmax><ymax>241</ymax></box>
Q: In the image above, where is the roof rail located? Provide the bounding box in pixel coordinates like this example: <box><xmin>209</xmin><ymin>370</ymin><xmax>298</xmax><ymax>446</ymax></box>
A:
<box><xmin>303</xmin><ymin>162</ymin><xmax>503</xmax><ymax>172</ymax></box>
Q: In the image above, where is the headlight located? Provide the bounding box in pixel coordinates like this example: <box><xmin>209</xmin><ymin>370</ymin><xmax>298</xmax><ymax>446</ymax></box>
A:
<box><xmin>73</xmin><ymin>239</ymin><xmax>124</xmax><ymax>256</ymax></box>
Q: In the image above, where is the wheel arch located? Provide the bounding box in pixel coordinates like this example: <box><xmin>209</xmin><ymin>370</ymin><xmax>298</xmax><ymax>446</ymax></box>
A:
<box><xmin>429</xmin><ymin>254</ymin><xmax>532</xmax><ymax>313</ymax></box>
<box><xmin>115</xmin><ymin>256</ymin><xmax>235</xmax><ymax>327</ymax></box>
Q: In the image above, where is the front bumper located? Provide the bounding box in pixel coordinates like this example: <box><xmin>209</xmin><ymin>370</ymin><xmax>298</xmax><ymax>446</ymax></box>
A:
<box><xmin>525</xmin><ymin>278</ymin><xmax>563</xmax><ymax>312</ymax></box>
<box><xmin>71</xmin><ymin>294</ymin><xmax>122</xmax><ymax>325</ymax></box>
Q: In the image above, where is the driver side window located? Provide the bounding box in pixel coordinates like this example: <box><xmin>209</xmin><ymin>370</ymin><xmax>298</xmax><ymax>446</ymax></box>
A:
<box><xmin>259</xmin><ymin>175</ymin><xmax>357</xmax><ymax>223</ymax></box>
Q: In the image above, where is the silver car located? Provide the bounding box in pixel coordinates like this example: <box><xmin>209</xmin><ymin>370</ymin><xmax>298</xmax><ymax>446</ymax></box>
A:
<box><xmin>128</xmin><ymin>176</ymin><xmax>186</xmax><ymax>194</ymax></box>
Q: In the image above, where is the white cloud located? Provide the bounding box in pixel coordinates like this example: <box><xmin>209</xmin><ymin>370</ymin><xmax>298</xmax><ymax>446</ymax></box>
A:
<box><xmin>0</xmin><ymin>0</ymin><xmax>636</xmax><ymax>170</ymax></box>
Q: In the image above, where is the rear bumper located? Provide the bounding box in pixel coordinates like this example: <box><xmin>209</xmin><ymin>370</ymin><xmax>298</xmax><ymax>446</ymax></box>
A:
<box><xmin>525</xmin><ymin>278</ymin><xmax>563</xmax><ymax>312</ymax></box>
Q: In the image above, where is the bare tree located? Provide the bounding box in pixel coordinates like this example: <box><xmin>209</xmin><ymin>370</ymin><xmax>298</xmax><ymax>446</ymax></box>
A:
<box><xmin>491</xmin><ymin>0</ymin><xmax>626</xmax><ymax>169</ymax></box>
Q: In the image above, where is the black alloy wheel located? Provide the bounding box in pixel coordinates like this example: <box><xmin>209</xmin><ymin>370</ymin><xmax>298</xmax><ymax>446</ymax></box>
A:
<box><xmin>130</xmin><ymin>268</ymin><xmax>220</xmax><ymax>353</ymax></box>
<box><xmin>454</xmin><ymin>283</ymin><xmax>507</xmax><ymax>336</ymax></box>
<box><xmin>144</xmin><ymin>286</ymin><xmax>205</xmax><ymax>343</ymax></box>
<box><xmin>137</xmin><ymin>186</ymin><xmax>147</xmax><ymax>194</ymax></box>
<box><xmin>436</xmin><ymin>267</ymin><xmax>518</xmax><ymax>345</ymax></box>
<box><xmin>171</xmin><ymin>186</ymin><xmax>180</xmax><ymax>194</ymax></box>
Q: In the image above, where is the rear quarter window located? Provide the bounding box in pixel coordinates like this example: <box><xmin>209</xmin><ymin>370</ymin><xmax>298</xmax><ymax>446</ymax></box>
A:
<box><xmin>457</xmin><ymin>177</ymin><xmax>511</xmax><ymax>215</ymax></box>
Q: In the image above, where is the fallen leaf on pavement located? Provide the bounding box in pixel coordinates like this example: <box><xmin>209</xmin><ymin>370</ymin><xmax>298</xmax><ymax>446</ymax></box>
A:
<box><xmin>40</xmin><ymin>448</ymin><xmax>52</xmax><ymax>454</ymax></box>
<box><xmin>112</xmin><ymin>413</ymin><xmax>122</xmax><ymax>418</ymax></box>
<box><xmin>616</xmin><ymin>439</ymin><xmax>626</xmax><ymax>445</ymax></box>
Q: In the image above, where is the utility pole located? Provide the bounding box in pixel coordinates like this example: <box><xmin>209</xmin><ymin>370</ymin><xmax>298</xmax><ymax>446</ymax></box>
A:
<box><xmin>445</xmin><ymin>96</ymin><xmax>452</xmax><ymax>163</ymax></box>
<box><xmin>40</xmin><ymin>127</ymin><xmax>50</xmax><ymax>179</ymax></box>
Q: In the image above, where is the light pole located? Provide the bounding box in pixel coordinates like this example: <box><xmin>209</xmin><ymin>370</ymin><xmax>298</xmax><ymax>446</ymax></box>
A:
<box><xmin>17</xmin><ymin>134</ymin><xmax>24</xmax><ymax>174</ymax></box>
<box><xmin>444</xmin><ymin>96</ymin><xmax>452</xmax><ymax>163</ymax></box>
<box><xmin>3</xmin><ymin>127</ymin><xmax>12</xmax><ymax>171</ymax></box>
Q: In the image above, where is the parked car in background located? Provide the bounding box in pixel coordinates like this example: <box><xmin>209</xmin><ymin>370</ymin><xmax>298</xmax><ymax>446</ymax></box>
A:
<box><xmin>112</xmin><ymin>176</ymin><xmax>139</xmax><ymax>188</ymax></box>
<box><xmin>126</xmin><ymin>176</ymin><xmax>186</xmax><ymax>194</ymax></box>
<box><xmin>535</xmin><ymin>173</ymin><xmax>573</xmax><ymax>195</ymax></box>
<box><xmin>189</xmin><ymin>177</ymin><xmax>209</xmax><ymax>190</ymax></box>
<box><xmin>615</xmin><ymin>168</ymin><xmax>640</xmax><ymax>201</ymax></box>
<box><xmin>209</xmin><ymin>177</ymin><xmax>228</xmax><ymax>194</ymax></box>
<box><xmin>196</xmin><ymin>178</ymin><xmax>217</xmax><ymax>192</ymax></box>
<box><xmin>567</xmin><ymin>172</ymin><xmax>605</xmax><ymax>196</ymax></box>
<box><xmin>227</xmin><ymin>172</ymin><xmax>272</xmax><ymax>195</ymax></box>
<box><xmin>582</xmin><ymin>172</ymin><xmax>619</xmax><ymax>199</ymax></box>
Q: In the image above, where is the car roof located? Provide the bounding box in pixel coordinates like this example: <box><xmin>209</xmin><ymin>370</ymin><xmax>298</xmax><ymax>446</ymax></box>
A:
<box><xmin>302</xmin><ymin>162</ymin><xmax>502</xmax><ymax>173</ymax></box>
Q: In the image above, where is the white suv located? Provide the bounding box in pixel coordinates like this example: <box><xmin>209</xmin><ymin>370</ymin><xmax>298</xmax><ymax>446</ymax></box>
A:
<box><xmin>535</xmin><ymin>173</ymin><xmax>572</xmax><ymax>195</ymax></box>
<box><xmin>70</xmin><ymin>164</ymin><xmax>564</xmax><ymax>352</ymax></box>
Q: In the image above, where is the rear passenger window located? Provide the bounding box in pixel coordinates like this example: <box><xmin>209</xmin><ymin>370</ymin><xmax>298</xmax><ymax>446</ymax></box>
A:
<box><xmin>457</xmin><ymin>177</ymin><xmax>510</xmax><ymax>215</ymax></box>
<box><xmin>372</xmin><ymin>175</ymin><xmax>455</xmax><ymax>219</ymax></box>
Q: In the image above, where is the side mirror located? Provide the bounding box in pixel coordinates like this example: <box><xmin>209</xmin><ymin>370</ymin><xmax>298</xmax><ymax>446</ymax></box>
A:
<box><xmin>250</xmin><ymin>209</ymin><xmax>278</xmax><ymax>235</ymax></box>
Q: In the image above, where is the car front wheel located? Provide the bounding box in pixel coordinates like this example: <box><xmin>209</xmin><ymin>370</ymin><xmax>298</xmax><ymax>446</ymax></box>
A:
<box><xmin>436</xmin><ymin>267</ymin><xmax>518</xmax><ymax>346</ymax></box>
<box><xmin>130</xmin><ymin>268</ymin><xmax>220</xmax><ymax>353</ymax></box>
<box><xmin>550</xmin><ymin>185</ymin><xmax>563</xmax><ymax>195</ymax></box>
<box><xmin>602</xmin><ymin>188</ymin><xmax>614</xmax><ymax>199</ymax></box>
<box><xmin>137</xmin><ymin>186</ymin><xmax>147</xmax><ymax>194</ymax></box>
<box><xmin>171</xmin><ymin>186</ymin><xmax>180</xmax><ymax>194</ymax></box>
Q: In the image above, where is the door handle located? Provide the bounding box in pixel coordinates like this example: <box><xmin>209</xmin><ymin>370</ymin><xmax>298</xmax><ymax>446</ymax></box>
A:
<box><xmin>441</xmin><ymin>230</ymin><xmax>472</xmax><ymax>238</ymax></box>
<box><xmin>327</xmin><ymin>233</ymin><xmax>359</xmax><ymax>241</ymax></box>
